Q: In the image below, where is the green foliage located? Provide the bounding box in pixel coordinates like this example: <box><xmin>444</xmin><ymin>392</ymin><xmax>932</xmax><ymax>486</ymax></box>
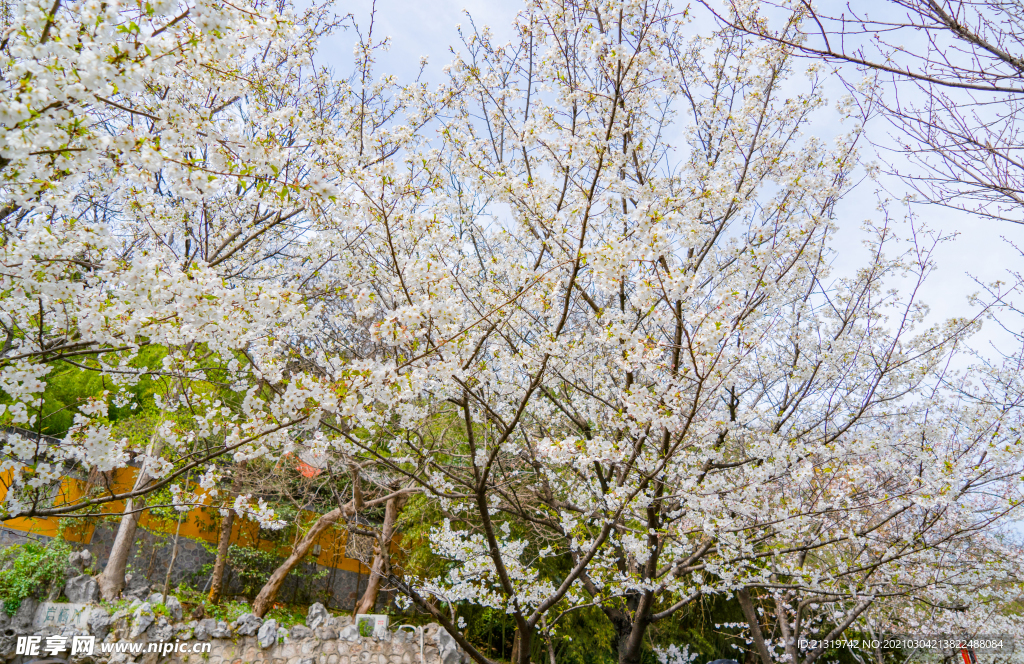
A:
<box><xmin>14</xmin><ymin>346</ymin><xmax>168</xmax><ymax>437</ymax></box>
<box><xmin>266</xmin><ymin>603</ymin><xmax>309</xmax><ymax>629</ymax></box>
<box><xmin>169</xmin><ymin>584</ymin><xmax>308</xmax><ymax>627</ymax></box>
<box><xmin>171</xmin><ymin>585</ymin><xmax>251</xmax><ymax>622</ymax></box>
<box><xmin>0</xmin><ymin>537</ymin><xmax>72</xmax><ymax>614</ymax></box>
<box><xmin>647</xmin><ymin>594</ymin><xmax>750</xmax><ymax>664</ymax></box>
<box><xmin>99</xmin><ymin>597</ymin><xmax>135</xmax><ymax>616</ymax></box>
<box><xmin>227</xmin><ymin>544</ymin><xmax>284</xmax><ymax>600</ymax></box>
<box><xmin>358</xmin><ymin>616</ymin><xmax>374</xmax><ymax>637</ymax></box>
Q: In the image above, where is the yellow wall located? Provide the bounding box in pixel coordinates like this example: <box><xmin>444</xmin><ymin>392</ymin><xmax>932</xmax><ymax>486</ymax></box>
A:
<box><xmin>0</xmin><ymin>468</ymin><xmax>373</xmax><ymax>574</ymax></box>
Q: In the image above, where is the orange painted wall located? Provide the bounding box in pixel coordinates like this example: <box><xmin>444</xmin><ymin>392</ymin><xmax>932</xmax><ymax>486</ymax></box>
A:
<box><xmin>0</xmin><ymin>468</ymin><xmax>373</xmax><ymax>575</ymax></box>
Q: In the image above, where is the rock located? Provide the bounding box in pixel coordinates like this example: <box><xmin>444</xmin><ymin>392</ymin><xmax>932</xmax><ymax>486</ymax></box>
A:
<box><xmin>88</xmin><ymin>607</ymin><xmax>113</xmax><ymax>640</ymax></box>
<box><xmin>0</xmin><ymin>633</ymin><xmax>16</xmax><ymax>659</ymax></box>
<box><xmin>175</xmin><ymin>622</ymin><xmax>193</xmax><ymax>640</ymax></box>
<box><xmin>130</xmin><ymin>604</ymin><xmax>154</xmax><ymax>639</ymax></box>
<box><xmin>59</xmin><ymin>623</ymin><xmax>86</xmax><ymax>638</ymax></box>
<box><xmin>257</xmin><ymin>618</ymin><xmax>278</xmax><ymax>648</ymax></box>
<box><xmin>12</xmin><ymin>598</ymin><xmax>38</xmax><ymax>633</ymax></box>
<box><xmin>315</xmin><ymin>626</ymin><xmax>339</xmax><ymax>640</ymax></box>
<box><xmin>64</xmin><ymin>575</ymin><xmax>100</xmax><ymax>603</ymax></box>
<box><xmin>339</xmin><ymin>624</ymin><xmax>360</xmax><ymax>642</ymax></box>
<box><xmin>123</xmin><ymin>573</ymin><xmax>149</xmax><ymax>599</ymax></box>
<box><xmin>307</xmin><ymin>602</ymin><xmax>329</xmax><ymax>630</ymax></box>
<box><xmin>108</xmin><ymin>609</ymin><xmax>130</xmax><ymax>639</ymax></box>
<box><xmin>194</xmin><ymin>618</ymin><xmax>217</xmax><ymax>641</ymax></box>
<box><xmin>435</xmin><ymin>627</ymin><xmax>457</xmax><ymax>652</ymax></box>
<box><xmin>67</xmin><ymin>549</ymin><xmax>92</xmax><ymax>569</ymax></box>
<box><xmin>290</xmin><ymin>624</ymin><xmax>314</xmax><ymax>640</ymax></box>
<box><xmin>65</xmin><ymin>550</ymin><xmax>92</xmax><ymax>577</ymax></box>
<box><xmin>435</xmin><ymin>627</ymin><xmax>461</xmax><ymax>664</ymax></box>
<box><xmin>211</xmin><ymin>620</ymin><xmax>231</xmax><ymax>639</ymax></box>
<box><xmin>232</xmin><ymin>612</ymin><xmax>263</xmax><ymax>636</ymax></box>
<box><xmin>165</xmin><ymin>596</ymin><xmax>183</xmax><ymax>621</ymax></box>
<box><xmin>146</xmin><ymin>592</ymin><xmax>164</xmax><ymax>605</ymax></box>
<box><xmin>330</xmin><ymin>615</ymin><xmax>352</xmax><ymax>629</ymax></box>
<box><xmin>148</xmin><ymin>619</ymin><xmax>174</xmax><ymax>642</ymax></box>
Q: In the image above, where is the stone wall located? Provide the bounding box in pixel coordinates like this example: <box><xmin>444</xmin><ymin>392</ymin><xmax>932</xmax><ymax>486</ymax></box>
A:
<box><xmin>0</xmin><ymin>594</ymin><xmax>465</xmax><ymax>664</ymax></box>
<box><xmin>164</xmin><ymin>625</ymin><xmax>455</xmax><ymax>664</ymax></box>
<box><xmin>0</xmin><ymin>523</ymin><xmax>379</xmax><ymax>611</ymax></box>
<box><xmin>0</xmin><ymin>526</ymin><xmax>45</xmax><ymax>548</ymax></box>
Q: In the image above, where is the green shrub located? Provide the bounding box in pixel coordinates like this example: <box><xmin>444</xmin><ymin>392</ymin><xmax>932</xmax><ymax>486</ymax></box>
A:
<box><xmin>358</xmin><ymin>617</ymin><xmax>374</xmax><ymax>637</ymax></box>
<box><xmin>172</xmin><ymin>585</ymin><xmax>251</xmax><ymax>623</ymax></box>
<box><xmin>226</xmin><ymin>544</ymin><xmax>283</xmax><ymax>600</ymax></box>
<box><xmin>0</xmin><ymin>538</ymin><xmax>72</xmax><ymax>614</ymax></box>
<box><xmin>266</xmin><ymin>604</ymin><xmax>308</xmax><ymax>629</ymax></box>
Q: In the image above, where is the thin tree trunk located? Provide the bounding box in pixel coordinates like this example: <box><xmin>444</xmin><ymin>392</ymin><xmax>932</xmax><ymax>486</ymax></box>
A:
<box><xmin>208</xmin><ymin>460</ymin><xmax>246</xmax><ymax>604</ymax></box>
<box><xmin>162</xmin><ymin>510</ymin><xmax>184</xmax><ymax>599</ymax></box>
<box><xmin>208</xmin><ymin>508</ymin><xmax>235</xmax><ymax>604</ymax></box>
<box><xmin>95</xmin><ymin>429</ymin><xmax>167</xmax><ymax>600</ymax></box>
<box><xmin>96</xmin><ymin>356</ymin><xmax>188</xmax><ymax>602</ymax></box>
<box><xmin>510</xmin><ymin>630</ymin><xmax>521</xmax><ymax>664</ymax></box>
<box><xmin>252</xmin><ymin>505</ymin><xmax>349</xmax><ymax>617</ymax></box>
<box><xmin>737</xmin><ymin>587</ymin><xmax>773</xmax><ymax>664</ymax></box>
<box><xmin>541</xmin><ymin>615</ymin><xmax>557</xmax><ymax>664</ymax></box>
<box><xmin>354</xmin><ymin>494</ymin><xmax>405</xmax><ymax>615</ymax></box>
<box><xmin>251</xmin><ymin>483</ymin><xmax>410</xmax><ymax>618</ymax></box>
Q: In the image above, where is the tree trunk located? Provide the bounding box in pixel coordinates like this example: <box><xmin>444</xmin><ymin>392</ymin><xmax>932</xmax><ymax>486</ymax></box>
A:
<box><xmin>208</xmin><ymin>461</ymin><xmax>246</xmax><ymax>604</ymax></box>
<box><xmin>510</xmin><ymin>630</ymin><xmax>521</xmax><ymax>664</ymax></box>
<box><xmin>737</xmin><ymin>587</ymin><xmax>773</xmax><ymax>664</ymax></box>
<box><xmin>614</xmin><ymin>616</ymin><xmax>648</xmax><ymax>664</ymax></box>
<box><xmin>541</xmin><ymin>616</ymin><xmax>557</xmax><ymax>664</ymax></box>
<box><xmin>252</xmin><ymin>484</ymin><xmax>409</xmax><ymax>618</ymax></box>
<box><xmin>599</xmin><ymin>590</ymin><xmax>650</xmax><ymax>664</ymax></box>
<box><xmin>162</xmin><ymin>509</ymin><xmax>185</xmax><ymax>598</ymax></box>
<box><xmin>514</xmin><ymin>626</ymin><xmax>532</xmax><ymax>664</ymax></box>
<box><xmin>353</xmin><ymin>494</ymin><xmax>405</xmax><ymax>615</ymax></box>
<box><xmin>252</xmin><ymin>505</ymin><xmax>350</xmax><ymax>617</ymax></box>
<box><xmin>95</xmin><ymin>429</ymin><xmax>167</xmax><ymax>600</ymax></box>
<box><xmin>208</xmin><ymin>508</ymin><xmax>235</xmax><ymax>604</ymax></box>
<box><xmin>96</xmin><ymin>501</ymin><xmax>143</xmax><ymax>600</ymax></box>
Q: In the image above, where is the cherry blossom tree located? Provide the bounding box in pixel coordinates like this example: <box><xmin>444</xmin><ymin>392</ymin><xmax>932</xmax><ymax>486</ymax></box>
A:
<box><xmin>0</xmin><ymin>0</ymin><xmax>440</xmax><ymax>598</ymax></box>
<box><xmin>4</xmin><ymin>0</ymin><xmax>1024</xmax><ymax>656</ymax></box>
<box><xmin>0</xmin><ymin>0</ymin><xmax>363</xmax><ymax>598</ymax></box>
<box><xmin>297</xmin><ymin>1</ymin><xmax>1024</xmax><ymax>663</ymax></box>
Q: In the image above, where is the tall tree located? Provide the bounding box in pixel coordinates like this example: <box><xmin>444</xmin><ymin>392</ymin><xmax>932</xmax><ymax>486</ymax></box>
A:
<box><xmin>0</xmin><ymin>0</ymin><xmax>344</xmax><ymax>524</ymax></box>
<box><xmin>295</xmin><ymin>1</ymin><xmax>1024</xmax><ymax>662</ymax></box>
